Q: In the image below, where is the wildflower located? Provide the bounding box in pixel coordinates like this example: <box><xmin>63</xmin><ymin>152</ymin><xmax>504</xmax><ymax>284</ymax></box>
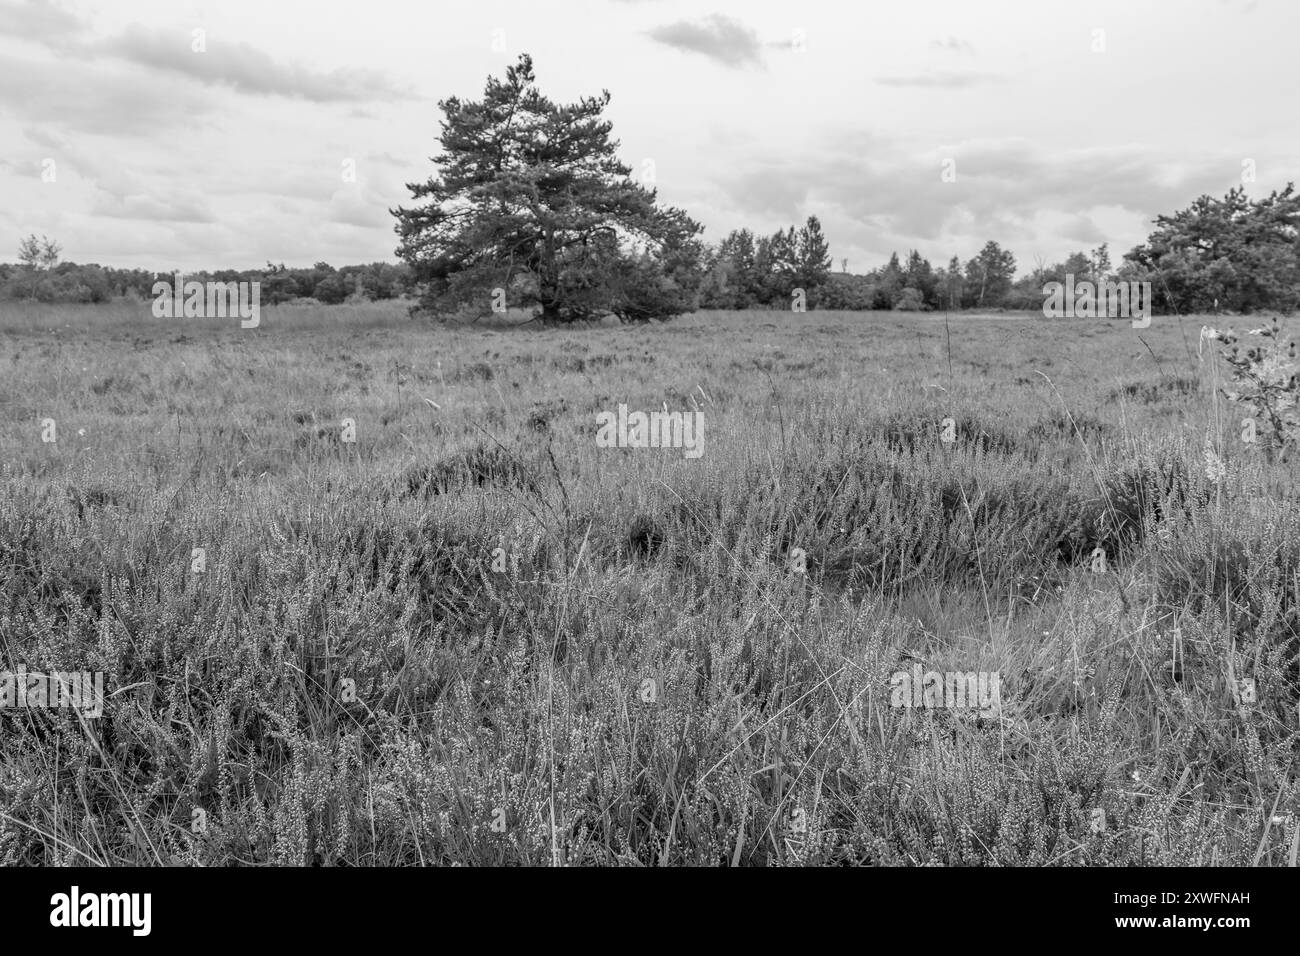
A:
<box><xmin>1203</xmin><ymin>441</ymin><xmax>1226</xmax><ymax>482</ymax></box>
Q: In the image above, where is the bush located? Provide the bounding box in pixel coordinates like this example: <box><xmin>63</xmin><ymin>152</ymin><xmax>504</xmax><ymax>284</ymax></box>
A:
<box><xmin>892</xmin><ymin>287</ymin><xmax>926</xmax><ymax>311</ymax></box>
<box><xmin>1205</xmin><ymin>319</ymin><xmax>1299</xmax><ymax>455</ymax></box>
<box><xmin>314</xmin><ymin>274</ymin><xmax>350</xmax><ymax>305</ymax></box>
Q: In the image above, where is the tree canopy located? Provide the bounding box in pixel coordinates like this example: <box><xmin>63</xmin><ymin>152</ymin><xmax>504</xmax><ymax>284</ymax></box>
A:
<box><xmin>1123</xmin><ymin>183</ymin><xmax>1300</xmax><ymax>313</ymax></box>
<box><xmin>392</xmin><ymin>54</ymin><xmax>703</xmax><ymax>322</ymax></box>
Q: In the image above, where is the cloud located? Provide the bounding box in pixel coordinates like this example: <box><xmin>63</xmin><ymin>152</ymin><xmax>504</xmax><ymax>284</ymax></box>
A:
<box><xmin>19</xmin><ymin>125</ymin><xmax>215</xmax><ymax>223</ymax></box>
<box><xmin>90</xmin><ymin>192</ymin><xmax>215</xmax><ymax>223</ymax></box>
<box><xmin>930</xmin><ymin>36</ymin><xmax>975</xmax><ymax>55</ymax></box>
<box><xmin>366</xmin><ymin>151</ymin><xmax>414</xmax><ymax>168</ymax></box>
<box><xmin>101</xmin><ymin>26</ymin><xmax>414</xmax><ymax>103</ymax></box>
<box><xmin>875</xmin><ymin>71</ymin><xmax>1005</xmax><ymax>89</ymax></box>
<box><xmin>1061</xmin><ymin>213</ymin><xmax>1106</xmax><ymax>244</ymax></box>
<box><xmin>716</xmin><ymin>166</ymin><xmax>811</xmax><ymax>221</ymax></box>
<box><xmin>3</xmin><ymin>2</ymin><xmax>412</xmax><ymax>104</ymax></box>
<box><xmin>327</xmin><ymin>185</ymin><xmax>395</xmax><ymax>228</ymax></box>
<box><xmin>646</xmin><ymin>15</ymin><xmax>763</xmax><ymax>69</ymax></box>
<box><xmin>2</xmin><ymin>0</ymin><xmax>84</xmax><ymax>46</ymax></box>
<box><xmin>702</xmin><ymin>133</ymin><xmax>1246</xmax><ymax>267</ymax></box>
<box><xmin>0</xmin><ymin>53</ymin><xmax>213</xmax><ymax>136</ymax></box>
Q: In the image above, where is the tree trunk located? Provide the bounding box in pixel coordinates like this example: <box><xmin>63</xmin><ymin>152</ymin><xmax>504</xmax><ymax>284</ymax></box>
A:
<box><xmin>539</xmin><ymin>226</ymin><xmax>560</xmax><ymax>321</ymax></box>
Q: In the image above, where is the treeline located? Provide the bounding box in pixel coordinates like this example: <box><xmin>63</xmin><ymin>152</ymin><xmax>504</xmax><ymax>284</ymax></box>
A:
<box><xmin>696</xmin><ymin>217</ymin><xmax>833</xmax><ymax>308</ymax></box>
<box><xmin>697</xmin><ymin>225</ymin><xmax>1116</xmax><ymax>312</ymax></box>
<box><xmin>6</xmin><ymin>183</ymin><xmax>1297</xmax><ymax>316</ymax></box>
<box><xmin>0</xmin><ymin>258</ymin><xmax>413</xmax><ymax>305</ymax></box>
<box><xmin>697</xmin><ymin>224</ymin><xmax>1029</xmax><ymax>312</ymax></box>
<box><xmin>695</xmin><ymin>184</ymin><xmax>1300</xmax><ymax>314</ymax></box>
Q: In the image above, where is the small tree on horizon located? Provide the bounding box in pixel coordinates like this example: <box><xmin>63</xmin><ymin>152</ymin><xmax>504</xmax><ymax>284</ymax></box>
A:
<box><xmin>944</xmin><ymin>255</ymin><xmax>963</xmax><ymax>311</ymax></box>
<box><xmin>964</xmin><ymin>240</ymin><xmax>1016</xmax><ymax>308</ymax></box>
<box><xmin>1090</xmin><ymin>242</ymin><xmax>1112</xmax><ymax>283</ymax></box>
<box><xmin>795</xmin><ymin>215</ymin><xmax>832</xmax><ymax>301</ymax></box>
<box><xmin>18</xmin><ymin>234</ymin><xmax>61</xmax><ymax>300</ymax></box>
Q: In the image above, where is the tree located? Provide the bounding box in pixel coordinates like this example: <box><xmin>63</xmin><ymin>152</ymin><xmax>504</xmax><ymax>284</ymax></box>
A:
<box><xmin>17</xmin><ymin>234</ymin><xmax>61</xmax><ymax>299</ymax></box>
<box><xmin>1125</xmin><ymin>183</ymin><xmax>1300</xmax><ymax>313</ymax></box>
<box><xmin>1090</xmin><ymin>243</ymin><xmax>1112</xmax><ymax>283</ymax></box>
<box><xmin>392</xmin><ymin>54</ymin><xmax>703</xmax><ymax>322</ymax></box>
<box><xmin>795</xmin><ymin>215</ymin><xmax>832</xmax><ymax>302</ymax></box>
<box><xmin>893</xmin><ymin>287</ymin><xmax>925</xmax><ymax>311</ymax></box>
<box><xmin>943</xmin><ymin>255</ymin><xmax>963</xmax><ymax>311</ymax></box>
<box><xmin>314</xmin><ymin>273</ymin><xmax>349</xmax><ymax>304</ymax></box>
<box><xmin>711</xmin><ymin>228</ymin><xmax>758</xmax><ymax>307</ymax></box>
<box><xmin>902</xmin><ymin>249</ymin><xmax>937</xmax><ymax>308</ymax></box>
<box><xmin>1059</xmin><ymin>251</ymin><xmax>1093</xmax><ymax>283</ymax></box>
<box><xmin>872</xmin><ymin>252</ymin><xmax>904</xmax><ymax>309</ymax></box>
<box><xmin>964</xmin><ymin>241</ymin><xmax>1017</xmax><ymax>308</ymax></box>
<box><xmin>261</xmin><ymin>262</ymin><xmax>297</xmax><ymax>304</ymax></box>
<box><xmin>751</xmin><ymin>235</ymin><xmax>776</xmax><ymax>306</ymax></box>
<box><xmin>819</xmin><ymin>272</ymin><xmax>873</xmax><ymax>309</ymax></box>
<box><xmin>765</xmin><ymin>226</ymin><xmax>799</xmax><ymax>303</ymax></box>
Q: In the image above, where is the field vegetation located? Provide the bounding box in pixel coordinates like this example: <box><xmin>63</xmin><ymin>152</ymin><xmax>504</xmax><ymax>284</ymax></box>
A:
<box><xmin>1</xmin><ymin>301</ymin><xmax>1296</xmax><ymax>865</ymax></box>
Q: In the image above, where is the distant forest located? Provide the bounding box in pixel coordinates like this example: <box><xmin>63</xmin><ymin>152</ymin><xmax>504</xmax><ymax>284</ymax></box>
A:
<box><xmin>0</xmin><ymin>257</ymin><xmax>413</xmax><ymax>307</ymax></box>
<box><xmin>5</xmin><ymin>181</ymin><xmax>1298</xmax><ymax>316</ymax></box>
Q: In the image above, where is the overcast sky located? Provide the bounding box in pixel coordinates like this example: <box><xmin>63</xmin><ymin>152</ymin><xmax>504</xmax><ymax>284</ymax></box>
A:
<box><xmin>1</xmin><ymin>0</ymin><xmax>1294</xmax><ymax>275</ymax></box>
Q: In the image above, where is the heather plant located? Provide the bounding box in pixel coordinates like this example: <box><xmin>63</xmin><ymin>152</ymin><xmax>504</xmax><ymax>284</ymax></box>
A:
<box><xmin>0</xmin><ymin>301</ymin><xmax>1297</xmax><ymax>866</ymax></box>
<box><xmin>1203</xmin><ymin>317</ymin><xmax>1300</xmax><ymax>458</ymax></box>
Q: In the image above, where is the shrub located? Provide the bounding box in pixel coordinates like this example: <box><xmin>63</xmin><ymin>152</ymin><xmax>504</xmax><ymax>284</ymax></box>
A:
<box><xmin>892</xmin><ymin>287</ymin><xmax>926</xmax><ymax>311</ymax></box>
<box><xmin>1205</xmin><ymin>319</ymin><xmax>1299</xmax><ymax>455</ymax></box>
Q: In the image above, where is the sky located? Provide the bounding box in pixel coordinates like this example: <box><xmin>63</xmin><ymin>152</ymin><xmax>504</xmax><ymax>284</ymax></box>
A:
<box><xmin>1</xmin><ymin>0</ymin><xmax>1295</xmax><ymax>276</ymax></box>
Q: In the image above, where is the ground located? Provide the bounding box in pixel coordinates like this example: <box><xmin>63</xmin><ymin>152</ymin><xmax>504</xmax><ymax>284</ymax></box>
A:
<box><xmin>0</xmin><ymin>300</ymin><xmax>1296</xmax><ymax>865</ymax></box>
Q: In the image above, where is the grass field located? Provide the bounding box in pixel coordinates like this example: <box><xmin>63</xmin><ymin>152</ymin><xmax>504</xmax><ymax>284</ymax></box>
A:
<box><xmin>1</xmin><ymin>300</ymin><xmax>1297</xmax><ymax>865</ymax></box>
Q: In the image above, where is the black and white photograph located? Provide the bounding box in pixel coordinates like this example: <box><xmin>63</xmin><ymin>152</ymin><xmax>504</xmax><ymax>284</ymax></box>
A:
<box><xmin>0</xmin><ymin>0</ymin><xmax>1294</xmax><ymax>933</ymax></box>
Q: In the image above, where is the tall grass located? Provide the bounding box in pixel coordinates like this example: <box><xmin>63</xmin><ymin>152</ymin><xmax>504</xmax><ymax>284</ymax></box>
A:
<box><xmin>0</xmin><ymin>304</ymin><xmax>1296</xmax><ymax>865</ymax></box>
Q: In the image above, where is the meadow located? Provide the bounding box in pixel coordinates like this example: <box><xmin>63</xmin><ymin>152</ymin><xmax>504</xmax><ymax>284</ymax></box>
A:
<box><xmin>0</xmin><ymin>299</ymin><xmax>1297</xmax><ymax>866</ymax></box>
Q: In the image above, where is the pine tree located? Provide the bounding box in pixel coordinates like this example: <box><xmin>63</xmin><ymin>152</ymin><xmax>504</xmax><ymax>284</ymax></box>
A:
<box><xmin>393</xmin><ymin>55</ymin><xmax>702</xmax><ymax>321</ymax></box>
<box><xmin>795</xmin><ymin>216</ymin><xmax>832</xmax><ymax>294</ymax></box>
